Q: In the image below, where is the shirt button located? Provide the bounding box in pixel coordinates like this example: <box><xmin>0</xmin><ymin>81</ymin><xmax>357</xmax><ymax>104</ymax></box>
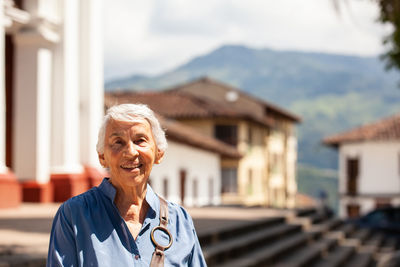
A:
<box><xmin>135</xmin><ymin>255</ymin><xmax>140</xmax><ymax>260</ymax></box>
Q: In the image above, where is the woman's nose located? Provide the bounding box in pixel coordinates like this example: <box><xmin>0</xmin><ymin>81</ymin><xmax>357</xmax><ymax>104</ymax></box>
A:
<box><xmin>124</xmin><ymin>142</ymin><xmax>138</xmax><ymax>157</ymax></box>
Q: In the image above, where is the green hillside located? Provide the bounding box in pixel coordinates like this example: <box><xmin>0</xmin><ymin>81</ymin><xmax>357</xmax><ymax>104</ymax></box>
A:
<box><xmin>105</xmin><ymin>45</ymin><xmax>400</xmax><ymax>170</ymax></box>
<box><xmin>296</xmin><ymin>164</ymin><xmax>338</xmax><ymax>213</ymax></box>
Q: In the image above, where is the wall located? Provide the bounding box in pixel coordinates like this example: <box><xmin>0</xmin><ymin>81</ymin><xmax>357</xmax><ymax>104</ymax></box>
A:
<box><xmin>286</xmin><ymin>134</ymin><xmax>298</xmax><ymax>208</ymax></box>
<box><xmin>339</xmin><ymin>141</ymin><xmax>400</xmax><ymax>195</ymax></box>
<box><xmin>338</xmin><ymin>141</ymin><xmax>400</xmax><ymax>217</ymax></box>
<box><xmin>176</xmin><ymin>117</ymin><xmax>298</xmax><ymax>207</ymax></box>
<box><xmin>238</xmin><ymin>121</ymin><xmax>269</xmax><ymax>206</ymax></box>
<box><xmin>150</xmin><ymin>140</ymin><xmax>221</xmax><ymax>207</ymax></box>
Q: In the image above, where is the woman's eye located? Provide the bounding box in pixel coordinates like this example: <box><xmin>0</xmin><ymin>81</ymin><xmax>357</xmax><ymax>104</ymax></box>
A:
<box><xmin>113</xmin><ymin>139</ymin><xmax>124</xmax><ymax>146</ymax></box>
<box><xmin>135</xmin><ymin>138</ymin><xmax>146</xmax><ymax>145</ymax></box>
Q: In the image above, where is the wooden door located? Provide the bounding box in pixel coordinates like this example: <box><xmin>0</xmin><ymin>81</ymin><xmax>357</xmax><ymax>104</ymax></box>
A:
<box><xmin>347</xmin><ymin>158</ymin><xmax>359</xmax><ymax>196</ymax></box>
<box><xmin>180</xmin><ymin>170</ymin><xmax>186</xmax><ymax>206</ymax></box>
<box><xmin>347</xmin><ymin>204</ymin><xmax>360</xmax><ymax>218</ymax></box>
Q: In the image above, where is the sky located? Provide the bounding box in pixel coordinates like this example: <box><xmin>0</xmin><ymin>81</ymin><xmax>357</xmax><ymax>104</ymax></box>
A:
<box><xmin>103</xmin><ymin>0</ymin><xmax>392</xmax><ymax>81</ymax></box>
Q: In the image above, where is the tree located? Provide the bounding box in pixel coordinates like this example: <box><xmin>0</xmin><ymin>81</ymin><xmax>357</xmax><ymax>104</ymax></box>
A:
<box><xmin>377</xmin><ymin>0</ymin><xmax>400</xmax><ymax>70</ymax></box>
<box><xmin>335</xmin><ymin>0</ymin><xmax>400</xmax><ymax>71</ymax></box>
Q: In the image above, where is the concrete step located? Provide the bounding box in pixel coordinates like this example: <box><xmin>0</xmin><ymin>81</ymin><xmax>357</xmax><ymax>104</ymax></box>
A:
<box><xmin>203</xmin><ymin>223</ymin><xmax>302</xmax><ymax>265</ymax></box>
<box><xmin>342</xmin><ymin>251</ymin><xmax>374</xmax><ymax>267</ymax></box>
<box><xmin>290</xmin><ymin>211</ymin><xmax>335</xmax><ymax>231</ymax></box>
<box><xmin>295</xmin><ymin>208</ymin><xmax>317</xmax><ymax>217</ymax></box>
<box><xmin>310</xmin><ymin>245</ymin><xmax>355</xmax><ymax>267</ymax></box>
<box><xmin>309</xmin><ymin>212</ymin><xmax>332</xmax><ymax>225</ymax></box>
<box><xmin>272</xmin><ymin>237</ymin><xmax>337</xmax><ymax>267</ymax></box>
<box><xmin>328</xmin><ymin>223</ymin><xmax>356</xmax><ymax>240</ymax></box>
<box><xmin>375</xmin><ymin>235</ymin><xmax>399</xmax><ymax>265</ymax></box>
<box><xmin>198</xmin><ymin>216</ymin><xmax>286</xmax><ymax>247</ymax></box>
<box><xmin>350</xmin><ymin>228</ymin><xmax>372</xmax><ymax>243</ymax></box>
<box><xmin>210</xmin><ymin>231</ymin><xmax>311</xmax><ymax>267</ymax></box>
<box><xmin>379</xmin><ymin>236</ymin><xmax>399</xmax><ymax>253</ymax></box>
<box><xmin>376</xmin><ymin>251</ymin><xmax>400</xmax><ymax>267</ymax></box>
<box><xmin>341</xmin><ymin>227</ymin><xmax>372</xmax><ymax>249</ymax></box>
<box><xmin>0</xmin><ymin>254</ymin><xmax>46</xmax><ymax>267</ymax></box>
<box><xmin>354</xmin><ymin>229</ymin><xmax>384</xmax><ymax>263</ymax></box>
<box><xmin>308</xmin><ymin>218</ymin><xmax>343</xmax><ymax>237</ymax></box>
<box><xmin>364</xmin><ymin>231</ymin><xmax>385</xmax><ymax>249</ymax></box>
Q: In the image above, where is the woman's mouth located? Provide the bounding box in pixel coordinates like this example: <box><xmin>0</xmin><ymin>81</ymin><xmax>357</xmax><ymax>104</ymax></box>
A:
<box><xmin>120</xmin><ymin>164</ymin><xmax>142</xmax><ymax>171</ymax></box>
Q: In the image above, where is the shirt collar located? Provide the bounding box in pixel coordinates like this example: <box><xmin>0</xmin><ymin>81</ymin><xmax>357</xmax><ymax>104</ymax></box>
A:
<box><xmin>145</xmin><ymin>183</ymin><xmax>159</xmax><ymax>216</ymax></box>
<box><xmin>98</xmin><ymin>178</ymin><xmax>159</xmax><ymax>215</ymax></box>
<box><xmin>98</xmin><ymin>178</ymin><xmax>117</xmax><ymax>201</ymax></box>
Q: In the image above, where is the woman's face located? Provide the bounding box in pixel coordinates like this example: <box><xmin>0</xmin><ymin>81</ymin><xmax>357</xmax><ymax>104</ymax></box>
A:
<box><xmin>98</xmin><ymin>117</ymin><xmax>164</xmax><ymax>189</ymax></box>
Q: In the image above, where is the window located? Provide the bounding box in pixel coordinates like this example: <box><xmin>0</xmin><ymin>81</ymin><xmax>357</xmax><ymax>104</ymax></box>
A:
<box><xmin>221</xmin><ymin>168</ymin><xmax>238</xmax><ymax>193</ymax></box>
<box><xmin>248</xmin><ymin>125</ymin><xmax>253</xmax><ymax>145</ymax></box>
<box><xmin>215</xmin><ymin>125</ymin><xmax>238</xmax><ymax>146</ymax></box>
<box><xmin>398</xmin><ymin>152</ymin><xmax>400</xmax><ymax>175</ymax></box>
<box><xmin>346</xmin><ymin>157</ymin><xmax>359</xmax><ymax>196</ymax></box>
<box><xmin>208</xmin><ymin>178</ymin><xmax>214</xmax><ymax>204</ymax></box>
<box><xmin>180</xmin><ymin>170</ymin><xmax>186</xmax><ymax>206</ymax></box>
<box><xmin>269</xmin><ymin>153</ymin><xmax>282</xmax><ymax>174</ymax></box>
<box><xmin>14</xmin><ymin>0</ymin><xmax>24</xmax><ymax>10</ymax></box>
<box><xmin>247</xmin><ymin>169</ymin><xmax>253</xmax><ymax>195</ymax></box>
<box><xmin>347</xmin><ymin>204</ymin><xmax>360</xmax><ymax>218</ymax></box>
<box><xmin>163</xmin><ymin>178</ymin><xmax>169</xmax><ymax>199</ymax></box>
<box><xmin>193</xmin><ymin>179</ymin><xmax>198</xmax><ymax>206</ymax></box>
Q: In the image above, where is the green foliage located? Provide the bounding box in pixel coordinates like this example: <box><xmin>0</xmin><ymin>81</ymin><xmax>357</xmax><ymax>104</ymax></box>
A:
<box><xmin>377</xmin><ymin>0</ymin><xmax>400</xmax><ymax>71</ymax></box>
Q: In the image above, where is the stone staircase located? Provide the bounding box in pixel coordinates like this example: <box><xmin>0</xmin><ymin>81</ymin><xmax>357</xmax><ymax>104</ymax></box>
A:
<box><xmin>1</xmin><ymin>207</ymin><xmax>398</xmax><ymax>266</ymax></box>
<box><xmin>199</xmin><ymin>208</ymin><xmax>399</xmax><ymax>267</ymax></box>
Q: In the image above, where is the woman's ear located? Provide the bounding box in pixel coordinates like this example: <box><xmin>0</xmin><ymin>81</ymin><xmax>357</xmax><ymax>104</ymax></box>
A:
<box><xmin>154</xmin><ymin>149</ymin><xmax>165</xmax><ymax>164</ymax></box>
<box><xmin>98</xmin><ymin>153</ymin><xmax>108</xmax><ymax>168</ymax></box>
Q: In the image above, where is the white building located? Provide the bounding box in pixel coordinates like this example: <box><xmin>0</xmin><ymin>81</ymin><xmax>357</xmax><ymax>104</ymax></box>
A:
<box><xmin>0</xmin><ymin>0</ymin><xmax>104</xmax><ymax>207</ymax></box>
<box><xmin>324</xmin><ymin>113</ymin><xmax>400</xmax><ymax>218</ymax></box>
<box><xmin>150</xmin><ymin>117</ymin><xmax>241</xmax><ymax>207</ymax></box>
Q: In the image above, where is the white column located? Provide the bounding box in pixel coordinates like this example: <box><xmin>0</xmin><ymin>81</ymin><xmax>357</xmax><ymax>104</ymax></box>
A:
<box><xmin>13</xmin><ymin>35</ymin><xmax>52</xmax><ymax>183</ymax></box>
<box><xmin>0</xmin><ymin>1</ymin><xmax>7</xmax><ymax>173</ymax></box>
<box><xmin>50</xmin><ymin>0</ymin><xmax>82</xmax><ymax>174</ymax></box>
<box><xmin>79</xmin><ymin>0</ymin><xmax>104</xmax><ymax>167</ymax></box>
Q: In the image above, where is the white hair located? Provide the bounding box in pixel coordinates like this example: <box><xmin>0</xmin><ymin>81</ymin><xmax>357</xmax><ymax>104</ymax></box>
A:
<box><xmin>96</xmin><ymin>103</ymin><xmax>168</xmax><ymax>154</ymax></box>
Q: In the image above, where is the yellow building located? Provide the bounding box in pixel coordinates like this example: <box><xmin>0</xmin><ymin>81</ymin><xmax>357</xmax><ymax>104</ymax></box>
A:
<box><xmin>106</xmin><ymin>77</ymin><xmax>300</xmax><ymax>208</ymax></box>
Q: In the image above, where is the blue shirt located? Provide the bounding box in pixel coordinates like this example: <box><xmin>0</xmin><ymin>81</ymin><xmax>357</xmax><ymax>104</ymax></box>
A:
<box><xmin>47</xmin><ymin>178</ymin><xmax>207</xmax><ymax>266</ymax></box>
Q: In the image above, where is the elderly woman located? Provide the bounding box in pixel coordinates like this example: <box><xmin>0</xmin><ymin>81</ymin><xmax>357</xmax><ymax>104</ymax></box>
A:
<box><xmin>47</xmin><ymin>104</ymin><xmax>207</xmax><ymax>266</ymax></box>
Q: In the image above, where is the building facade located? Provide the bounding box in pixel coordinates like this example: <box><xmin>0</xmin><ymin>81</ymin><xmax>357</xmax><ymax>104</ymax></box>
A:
<box><xmin>324</xmin><ymin>113</ymin><xmax>400</xmax><ymax>218</ymax></box>
<box><xmin>150</xmin><ymin>140</ymin><xmax>222</xmax><ymax>207</ymax></box>
<box><xmin>0</xmin><ymin>0</ymin><xmax>104</xmax><ymax>207</ymax></box>
<box><xmin>106</xmin><ymin>77</ymin><xmax>300</xmax><ymax>208</ymax></box>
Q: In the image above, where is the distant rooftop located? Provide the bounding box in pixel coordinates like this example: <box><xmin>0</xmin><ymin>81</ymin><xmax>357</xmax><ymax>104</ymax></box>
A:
<box><xmin>323</xmin><ymin>113</ymin><xmax>400</xmax><ymax>147</ymax></box>
<box><xmin>166</xmin><ymin>77</ymin><xmax>301</xmax><ymax>123</ymax></box>
<box><xmin>106</xmin><ymin>77</ymin><xmax>300</xmax><ymax>129</ymax></box>
<box><xmin>103</xmin><ymin>96</ymin><xmax>241</xmax><ymax>158</ymax></box>
<box><xmin>158</xmin><ymin>116</ymin><xmax>241</xmax><ymax>159</ymax></box>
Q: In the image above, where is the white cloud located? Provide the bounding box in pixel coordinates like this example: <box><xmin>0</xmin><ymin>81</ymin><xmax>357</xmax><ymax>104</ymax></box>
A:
<box><xmin>104</xmin><ymin>0</ymin><xmax>391</xmax><ymax>80</ymax></box>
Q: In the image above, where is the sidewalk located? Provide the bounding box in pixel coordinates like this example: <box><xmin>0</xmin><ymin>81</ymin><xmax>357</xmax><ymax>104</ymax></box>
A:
<box><xmin>0</xmin><ymin>203</ymin><xmax>291</xmax><ymax>265</ymax></box>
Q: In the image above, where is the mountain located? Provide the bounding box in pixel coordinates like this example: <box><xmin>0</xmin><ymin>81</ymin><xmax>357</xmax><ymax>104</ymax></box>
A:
<box><xmin>105</xmin><ymin>45</ymin><xmax>400</xmax><ymax>170</ymax></box>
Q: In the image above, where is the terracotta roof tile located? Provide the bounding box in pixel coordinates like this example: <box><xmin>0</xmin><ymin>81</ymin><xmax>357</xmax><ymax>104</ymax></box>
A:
<box><xmin>105</xmin><ymin>91</ymin><xmax>274</xmax><ymax>127</ymax></box>
<box><xmin>158</xmin><ymin>116</ymin><xmax>241</xmax><ymax>159</ymax></box>
<box><xmin>103</xmin><ymin>96</ymin><xmax>241</xmax><ymax>158</ymax></box>
<box><xmin>166</xmin><ymin>77</ymin><xmax>301</xmax><ymax>122</ymax></box>
<box><xmin>323</xmin><ymin>113</ymin><xmax>400</xmax><ymax>146</ymax></box>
